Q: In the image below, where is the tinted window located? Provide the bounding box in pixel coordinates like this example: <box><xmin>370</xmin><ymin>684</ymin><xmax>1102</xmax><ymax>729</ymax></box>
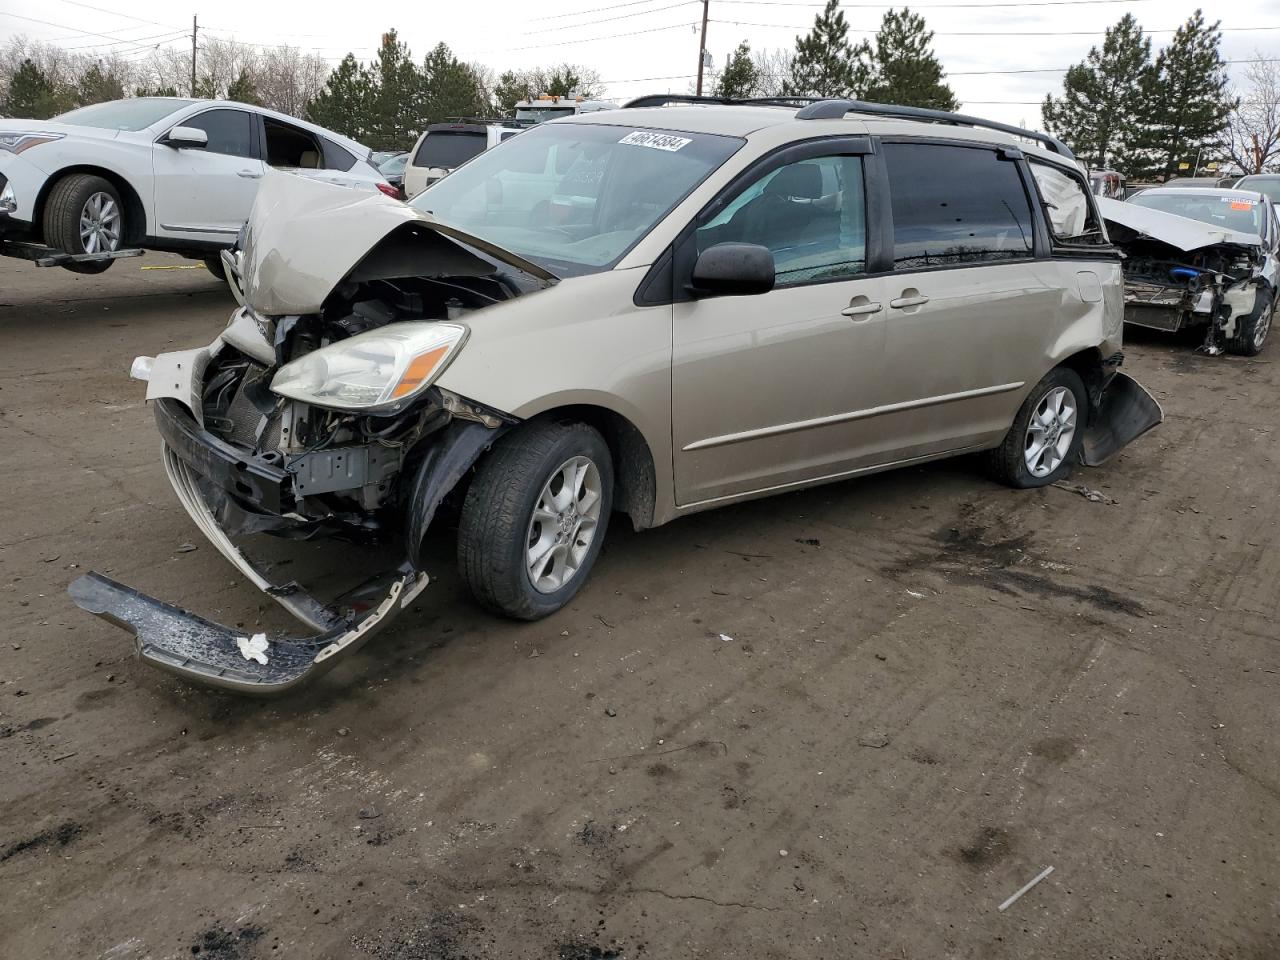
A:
<box><xmin>56</xmin><ymin>98</ymin><xmax>195</xmax><ymax>131</ymax></box>
<box><xmin>263</xmin><ymin>118</ymin><xmax>323</xmax><ymax>167</ymax></box>
<box><xmin>321</xmin><ymin>138</ymin><xmax>358</xmax><ymax>172</ymax></box>
<box><xmin>884</xmin><ymin>143</ymin><xmax>1033</xmax><ymax>268</ymax></box>
<box><xmin>410</xmin><ymin>123</ymin><xmax>741</xmax><ymax>275</ymax></box>
<box><xmin>185</xmin><ymin>109</ymin><xmax>254</xmax><ymax>159</ymax></box>
<box><xmin>414</xmin><ymin>131</ymin><xmax>486</xmax><ymax>169</ymax></box>
<box><xmin>1031</xmin><ymin>162</ymin><xmax>1104</xmax><ymax>243</ymax></box>
<box><xmin>698</xmin><ymin>155</ymin><xmax>867</xmax><ymax>286</ymax></box>
<box><xmin>1237</xmin><ymin>177</ymin><xmax>1280</xmax><ymax>203</ymax></box>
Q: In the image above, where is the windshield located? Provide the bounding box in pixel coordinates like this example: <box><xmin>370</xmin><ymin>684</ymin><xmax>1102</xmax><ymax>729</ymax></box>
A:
<box><xmin>414</xmin><ymin>131</ymin><xmax>486</xmax><ymax>169</ymax></box>
<box><xmin>1130</xmin><ymin>192</ymin><xmax>1264</xmax><ymax>236</ymax></box>
<box><xmin>54</xmin><ymin>98</ymin><xmax>194</xmax><ymax>131</ymax></box>
<box><xmin>410</xmin><ymin>122</ymin><xmax>742</xmax><ymax>275</ymax></box>
<box><xmin>1237</xmin><ymin>177</ymin><xmax>1280</xmax><ymax>203</ymax></box>
<box><xmin>516</xmin><ymin>106</ymin><xmax>577</xmax><ymax>124</ymax></box>
<box><xmin>379</xmin><ymin>153</ymin><xmax>408</xmax><ymax>176</ymax></box>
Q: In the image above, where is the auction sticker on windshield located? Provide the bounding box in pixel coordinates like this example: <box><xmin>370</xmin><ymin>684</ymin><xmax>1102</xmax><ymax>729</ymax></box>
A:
<box><xmin>619</xmin><ymin>131</ymin><xmax>693</xmax><ymax>151</ymax></box>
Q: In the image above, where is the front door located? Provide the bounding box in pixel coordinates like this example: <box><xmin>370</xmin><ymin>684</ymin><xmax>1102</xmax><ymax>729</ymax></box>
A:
<box><xmin>152</xmin><ymin>107</ymin><xmax>263</xmax><ymax>242</ymax></box>
<box><xmin>671</xmin><ymin>150</ymin><xmax>890</xmax><ymax>506</ymax></box>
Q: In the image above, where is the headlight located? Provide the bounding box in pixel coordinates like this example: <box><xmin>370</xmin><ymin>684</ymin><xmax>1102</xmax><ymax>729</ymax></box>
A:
<box><xmin>270</xmin><ymin>321</ymin><xmax>467</xmax><ymax>413</ymax></box>
<box><xmin>0</xmin><ymin>132</ymin><xmax>64</xmax><ymax>154</ymax></box>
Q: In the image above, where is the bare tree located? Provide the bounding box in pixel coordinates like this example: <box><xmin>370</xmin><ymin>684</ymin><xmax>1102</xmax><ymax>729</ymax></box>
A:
<box><xmin>752</xmin><ymin>48</ymin><xmax>795</xmax><ymax>98</ymax></box>
<box><xmin>253</xmin><ymin>46</ymin><xmax>331</xmax><ymax>115</ymax></box>
<box><xmin>1220</xmin><ymin>54</ymin><xmax>1280</xmax><ymax>174</ymax></box>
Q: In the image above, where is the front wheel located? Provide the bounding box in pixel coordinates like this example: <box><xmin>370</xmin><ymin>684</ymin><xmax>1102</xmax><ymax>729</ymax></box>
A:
<box><xmin>43</xmin><ymin>173</ymin><xmax>124</xmax><ymax>275</ymax></box>
<box><xmin>457</xmin><ymin>421</ymin><xmax>614</xmax><ymax>620</ymax></box>
<box><xmin>984</xmin><ymin>367</ymin><xmax>1088</xmax><ymax>488</ymax></box>
<box><xmin>203</xmin><ymin>254</ymin><xmax>227</xmax><ymax>282</ymax></box>
<box><xmin>1227</xmin><ymin>286</ymin><xmax>1273</xmax><ymax>357</ymax></box>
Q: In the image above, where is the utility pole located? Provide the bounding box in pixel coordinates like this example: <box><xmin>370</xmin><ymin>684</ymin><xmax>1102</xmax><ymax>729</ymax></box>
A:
<box><xmin>190</xmin><ymin>15</ymin><xmax>198</xmax><ymax>98</ymax></box>
<box><xmin>695</xmin><ymin>0</ymin><xmax>709</xmax><ymax>96</ymax></box>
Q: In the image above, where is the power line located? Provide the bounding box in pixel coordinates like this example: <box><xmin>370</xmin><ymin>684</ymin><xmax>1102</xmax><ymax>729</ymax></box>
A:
<box><xmin>484</xmin><ymin>20</ymin><xmax>700</xmax><ymax>53</ymax></box>
<box><xmin>52</xmin><ymin>0</ymin><xmax>185</xmax><ymax>32</ymax></box>
<box><xmin>60</xmin><ymin>30</ymin><xmax>189</xmax><ymax>52</ymax></box>
<box><xmin>709</xmin><ymin>17</ymin><xmax>1280</xmax><ymax>34</ymax></box>
<box><xmin>532</xmin><ymin>0</ymin><xmax>691</xmax><ymax>22</ymax></box>
<box><xmin>0</xmin><ymin>11</ymin><xmax>200</xmax><ymax>55</ymax></box>
<box><xmin>525</xmin><ymin>0</ymin><xmax>695</xmax><ymax>34</ymax></box>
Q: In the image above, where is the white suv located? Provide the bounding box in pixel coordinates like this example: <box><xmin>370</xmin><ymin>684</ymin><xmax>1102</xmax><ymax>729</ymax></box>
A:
<box><xmin>0</xmin><ymin>97</ymin><xmax>393</xmax><ymax>274</ymax></box>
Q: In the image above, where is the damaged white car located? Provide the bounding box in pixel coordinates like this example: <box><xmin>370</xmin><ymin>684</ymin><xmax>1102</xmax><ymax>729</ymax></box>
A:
<box><xmin>1099</xmin><ymin>188</ymin><xmax>1279</xmax><ymax>355</ymax></box>
<box><xmin>70</xmin><ymin>99</ymin><xmax>1162</xmax><ymax>694</ymax></box>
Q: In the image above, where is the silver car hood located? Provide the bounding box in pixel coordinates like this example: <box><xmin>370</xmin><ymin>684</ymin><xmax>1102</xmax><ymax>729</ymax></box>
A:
<box><xmin>240</xmin><ymin>169</ymin><xmax>557</xmax><ymax>316</ymax></box>
<box><xmin>1097</xmin><ymin>197</ymin><xmax>1259</xmax><ymax>252</ymax></box>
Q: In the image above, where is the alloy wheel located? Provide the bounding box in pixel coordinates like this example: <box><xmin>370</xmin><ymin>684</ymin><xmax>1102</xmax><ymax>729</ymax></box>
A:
<box><xmin>79</xmin><ymin>192</ymin><xmax>121</xmax><ymax>254</ymax></box>
<box><xmin>1024</xmin><ymin>385</ymin><xmax>1077</xmax><ymax>478</ymax></box>
<box><xmin>525</xmin><ymin>455</ymin><xmax>603</xmax><ymax>593</ymax></box>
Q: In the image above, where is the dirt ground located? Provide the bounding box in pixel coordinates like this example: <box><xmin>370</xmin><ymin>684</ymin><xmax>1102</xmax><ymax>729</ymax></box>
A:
<box><xmin>1</xmin><ymin>253</ymin><xmax>1277</xmax><ymax>960</ymax></box>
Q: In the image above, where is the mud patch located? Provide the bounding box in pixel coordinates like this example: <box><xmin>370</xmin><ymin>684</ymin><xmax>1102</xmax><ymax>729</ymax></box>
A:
<box><xmin>0</xmin><ymin>820</ymin><xmax>83</xmax><ymax>863</ymax></box>
<box><xmin>908</xmin><ymin>747</ymin><xmax>941</xmax><ymax>765</ymax></box>
<box><xmin>576</xmin><ymin>820</ymin><xmax>612</xmax><ymax>851</ymax></box>
<box><xmin>74</xmin><ymin>687</ymin><xmax>116</xmax><ymax>710</ymax></box>
<box><xmin>953</xmin><ymin>826</ymin><xmax>1013</xmax><ymax>868</ymax></box>
<box><xmin>353</xmin><ymin>911</ymin><xmax>482</xmax><ymax>960</ymax></box>
<box><xmin>190</xmin><ymin>925</ymin><xmax>263</xmax><ymax>959</ymax></box>
<box><xmin>1032</xmin><ymin>736</ymin><xmax>1079</xmax><ymax>763</ymax></box>
<box><xmin>645</xmin><ymin>761</ymin><xmax>675</xmax><ymax>780</ymax></box>
<box><xmin>558</xmin><ymin>944</ymin><xmax>621</xmax><ymax>960</ymax></box>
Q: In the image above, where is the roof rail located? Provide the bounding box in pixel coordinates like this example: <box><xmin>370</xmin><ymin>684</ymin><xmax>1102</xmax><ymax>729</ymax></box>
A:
<box><xmin>621</xmin><ymin>93</ymin><xmax>824</xmax><ymax>110</ymax></box>
<box><xmin>795</xmin><ymin>99</ymin><xmax>1073</xmax><ymax>158</ymax></box>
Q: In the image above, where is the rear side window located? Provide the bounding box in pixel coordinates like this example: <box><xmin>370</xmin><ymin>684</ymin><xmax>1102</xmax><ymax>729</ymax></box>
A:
<box><xmin>1031</xmin><ymin>162</ymin><xmax>1104</xmax><ymax>244</ymax></box>
<box><xmin>264</xmin><ymin>118</ymin><xmax>324</xmax><ymax>168</ymax></box>
<box><xmin>321</xmin><ymin>138</ymin><xmax>358</xmax><ymax>172</ymax></box>
<box><xmin>883</xmin><ymin>142</ymin><xmax>1033</xmax><ymax>268</ymax></box>
<box><xmin>185</xmin><ymin>108</ymin><xmax>253</xmax><ymax>159</ymax></box>
<box><xmin>414</xmin><ymin>131</ymin><xmax>486</xmax><ymax>169</ymax></box>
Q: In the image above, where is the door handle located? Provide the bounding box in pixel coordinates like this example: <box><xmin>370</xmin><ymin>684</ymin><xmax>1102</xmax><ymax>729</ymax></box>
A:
<box><xmin>237</xmin><ymin>170</ymin><xmax>262</xmax><ymax>179</ymax></box>
<box><xmin>889</xmin><ymin>294</ymin><xmax>929</xmax><ymax>309</ymax></box>
<box><xmin>841</xmin><ymin>301</ymin><xmax>882</xmax><ymax>318</ymax></box>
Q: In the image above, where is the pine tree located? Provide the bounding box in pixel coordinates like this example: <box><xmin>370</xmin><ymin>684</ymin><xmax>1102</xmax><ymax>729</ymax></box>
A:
<box><xmin>863</xmin><ymin>9</ymin><xmax>957</xmax><ymax>110</ymax></box>
<box><xmin>370</xmin><ymin>31</ymin><xmax>421</xmax><ymax>149</ymax></box>
<box><xmin>1143</xmin><ymin>10</ymin><xmax>1233</xmax><ymax>179</ymax></box>
<box><xmin>306</xmin><ymin>54</ymin><xmax>375</xmax><ymax>142</ymax></box>
<box><xmin>3</xmin><ymin>59</ymin><xmax>62</xmax><ymax>119</ymax></box>
<box><xmin>714</xmin><ymin>41</ymin><xmax>760</xmax><ymax>99</ymax></box>
<box><xmin>784</xmin><ymin>0</ymin><xmax>872</xmax><ymax>99</ymax></box>
<box><xmin>420</xmin><ymin>43</ymin><xmax>489</xmax><ymax>124</ymax></box>
<box><xmin>77</xmin><ymin>63</ymin><xmax>124</xmax><ymax>106</ymax></box>
<box><xmin>226</xmin><ymin>69</ymin><xmax>261</xmax><ymax>106</ymax></box>
<box><xmin>1041</xmin><ymin>14</ymin><xmax>1152</xmax><ymax>170</ymax></box>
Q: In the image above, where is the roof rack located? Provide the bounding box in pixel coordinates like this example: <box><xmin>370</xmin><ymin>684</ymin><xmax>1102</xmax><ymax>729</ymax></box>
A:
<box><xmin>620</xmin><ymin>93</ymin><xmax>825</xmax><ymax>110</ymax></box>
<box><xmin>619</xmin><ymin>93</ymin><xmax>1073</xmax><ymax>159</ymax></box>
<box><xmin>795</xmin><ymin>99</ymin><xmax>1073</xmax><ymax>158</ymax></box>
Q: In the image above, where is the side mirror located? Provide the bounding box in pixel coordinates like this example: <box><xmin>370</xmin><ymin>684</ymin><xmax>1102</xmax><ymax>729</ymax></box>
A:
<box><xmin>163</xmin><ymin>125</ymin><xmax>208</xmax><ymax>149</ymax></box>
<box><xmin>690</xmin><ymin>242</ymin><xmax>775</xmax><ymax>297</ymax></box>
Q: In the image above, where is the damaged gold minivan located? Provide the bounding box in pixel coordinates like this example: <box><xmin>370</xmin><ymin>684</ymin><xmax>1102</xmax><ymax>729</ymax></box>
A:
<box><xmin>71</xmin><ymin>96</ymin><xmax>1162</xmax><ymax>694</ymax></box>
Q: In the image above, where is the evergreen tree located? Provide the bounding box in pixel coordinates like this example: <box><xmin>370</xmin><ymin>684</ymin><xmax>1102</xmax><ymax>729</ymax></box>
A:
<box><xmin>493</xmin><ymin>70</ymin><xmax>532</xmax><ymax>115</ymax></box>
<box><xmin>784</xmin><ymin>0</ymin><xmax>872</xmax><ymax>99</ymax></box>
<box><xmin>863</xmin><ymin>9</ymin><xmax>957</xmax><ymax>110</ymax></box>
<box><xmin>714</xmin><ymin>41</ymin><xmax>760</xmax><ymax>99</ymax></box>
<box><xmin>77</xmin><ymin>62</ymin><xmax>124</xmax><ymax>106</ymax></box>
<box><xmin>420</xmin><ymin>43</ymin><xmax>489</xmax><ymax>123</ymax></box>
<box><xmin>306</xmin><ymin>54</ymin><xmax>375</xmax><ymax>142</ymax></box>
<box><xmin>369</xmin><ymin>30</ymin><xmax>421</xmax><ymax>149</ymax></box>
<box><xmin>1143</xmin><ymin>10</ymin><xmax>1233</xmax><ymax>179</ymax></box>
<box><xmin>226</xmin><ymin>68</ymin><xmax>261</xmax><ymax>106</ymax></box>
<box><xmin>3</xmin><ymin>59</ymin><xmax>66</xmax><ymax>118</ymax></box>
<box><xmin>1041</xmin><ymin>14</ymin><xmax>1152</xmax><ymax>170</ymax></box>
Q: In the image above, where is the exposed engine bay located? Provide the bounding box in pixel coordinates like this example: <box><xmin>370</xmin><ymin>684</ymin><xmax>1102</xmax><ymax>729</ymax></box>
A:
<box><xmin>1098</xmin><ymin>197</ymin><xmax>1272</xmax><ymax>355</ymax></box>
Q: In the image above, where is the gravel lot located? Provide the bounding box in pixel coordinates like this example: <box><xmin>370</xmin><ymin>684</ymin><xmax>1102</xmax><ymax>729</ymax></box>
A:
<box><xmin>2</xmin><ymin>254</ymin><xmax>1277</xmax><ymax>960</ymax></box>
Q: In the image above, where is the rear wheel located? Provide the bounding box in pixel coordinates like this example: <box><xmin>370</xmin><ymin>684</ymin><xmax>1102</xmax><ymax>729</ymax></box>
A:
<box><xmin>457</xmin><ymin>421</ymin><xmax>614</xmax><ymax>620</ymax></box>
<box><xmin>203</xmin><ymin>254</ymin><xmax>227</xmax><ymax>282</ymax></box>
<box><xmin>984</xmin><ymin>367</ymin><xmax>1088</xmax><ymax>488</ymax></box>
<box><xmin>1227</xmin><ymin>286</ymin><xmax>1273</xmax><ymax>357</ymax></box>
<box><xmin>43</xmin><ymin>174</ymin><xmax>124</xmax><ymax>275</ymax></box>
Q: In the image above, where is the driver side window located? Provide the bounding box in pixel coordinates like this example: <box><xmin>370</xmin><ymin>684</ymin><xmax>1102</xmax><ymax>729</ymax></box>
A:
<box><xmin>697</xmin><ymin>155</ymin><xmax>867</xmax><ymax>286</ymax></box>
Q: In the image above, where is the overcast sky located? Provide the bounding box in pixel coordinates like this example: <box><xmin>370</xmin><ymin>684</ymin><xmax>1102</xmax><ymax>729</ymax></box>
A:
<box><xmin>3</xmin><ymin>0</ymin><xmax>1278</xmax><ymax>129</ymax></box>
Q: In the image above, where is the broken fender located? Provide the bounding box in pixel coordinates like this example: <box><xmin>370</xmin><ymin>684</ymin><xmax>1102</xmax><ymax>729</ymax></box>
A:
<box><xmin>68</xmin><ymin>567</ymin><xmax>428</xmax><ymax>696</ymax></box>
<box><xmin>1080</xmin><ymin>372</ymin><xmax>1163</xmax><ymax>467</ymax></box>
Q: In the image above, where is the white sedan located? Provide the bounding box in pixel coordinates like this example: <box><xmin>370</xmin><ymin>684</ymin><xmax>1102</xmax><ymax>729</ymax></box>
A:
<box><xmin>0</xmin><ymin>97</ymin><xmax>395</xmax><ymax>274</ymax></box>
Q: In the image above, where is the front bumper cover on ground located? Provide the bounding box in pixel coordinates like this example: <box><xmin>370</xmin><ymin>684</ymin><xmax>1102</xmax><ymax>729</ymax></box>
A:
<box><xmin>1080</xmin><ymin>372</ymin><xmax>1163</xmax><ymax>466</ymax></box>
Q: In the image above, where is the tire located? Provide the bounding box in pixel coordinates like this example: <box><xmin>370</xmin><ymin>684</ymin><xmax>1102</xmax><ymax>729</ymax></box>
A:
<box><xmin>203</xmin><ymin>254</ymin><xmax>227</xmax><ymax>282</ymax></box>
<box><xmin>984</xmin><ymin>367</ymin><xmax>1088</xmax><ymax>489</ymax></box>
<box><xmin>1227</xmin><ymin>286</ymin><xmax>1273</xmax><ymax>357</ymax></box>
<box><xmin>457</xmin><ymin>421</ymin><xmax>614</xmax><ymax>620</ymax></box>
<box><xmin>42</xmin><ymin>174</ymin><xmax>124</xmax><ymax>275</ymax></box>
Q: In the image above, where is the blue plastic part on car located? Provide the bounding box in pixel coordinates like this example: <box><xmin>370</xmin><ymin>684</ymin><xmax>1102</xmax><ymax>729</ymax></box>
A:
<box><xmin>1169</xmin><ymin>267</ymin><xmax>1201</xmax><ymax>281</ymax></box>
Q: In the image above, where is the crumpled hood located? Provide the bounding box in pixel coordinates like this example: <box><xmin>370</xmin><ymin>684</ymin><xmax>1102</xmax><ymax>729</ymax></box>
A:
<box><xmin>240</xmin><ymin>169</ymin><xmax>557</xmax><ymax>316</ymax></box>
<box><xmin>1097</xmin><ymin>197</ymin><xmax>1260</xmax><ymax>252</ymax></box>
